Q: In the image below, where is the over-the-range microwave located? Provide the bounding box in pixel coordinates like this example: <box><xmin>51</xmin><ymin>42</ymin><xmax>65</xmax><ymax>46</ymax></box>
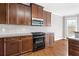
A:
<box><xmin>32</xmin><ymin>18</ymin><xmax>44</xmax><ymax>26</ymax></box>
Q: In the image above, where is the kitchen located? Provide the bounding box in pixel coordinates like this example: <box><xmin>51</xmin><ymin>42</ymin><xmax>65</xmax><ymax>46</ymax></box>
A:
<box><xmin>0</xmin><ymin>3</ymin><xmax>54</xmax><ymax>56</ymax></box>
<box><xmin>0</xmin><ymin>3</ymin><xmax>79</xmax><ymax>56</ymax></box>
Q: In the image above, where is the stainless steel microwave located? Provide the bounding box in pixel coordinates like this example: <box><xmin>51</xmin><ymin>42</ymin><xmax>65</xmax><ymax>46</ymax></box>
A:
<box><xmin>32</xmin><ymin>18</ymin><xmax>44</xmax><ymax>26</ymax></box>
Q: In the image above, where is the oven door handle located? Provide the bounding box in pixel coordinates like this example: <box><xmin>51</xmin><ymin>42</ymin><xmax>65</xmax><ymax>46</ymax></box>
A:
<box><xmin>33</xmin><ymin>36</ymin><xmax>45</xmax><ymax>38</ymax></box>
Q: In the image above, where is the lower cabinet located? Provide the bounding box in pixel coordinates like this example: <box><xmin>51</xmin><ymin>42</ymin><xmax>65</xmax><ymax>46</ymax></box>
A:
<box><xmin>5</xmin><ymin>37</ymin><xmax>20</xmax><ymax>56</ymax></box>
<box><xmin>49</xmin><ymin>33</ymin><xmax>54</xmax><ymax>47</ymax></box>
<box><xmin>0</xmin><ymin>39</ymin><xmax>4</xmax><ymax>56</ymax></box>
<box><xmin>45</xmin><ymin>33</ymin><xmax>54</xmax><ymax>48</ymax></box>
<box><xmin>21</xmin><ymin>36</ymin><xmax>33</xmax><ymax>54</ymax></box>
<box><xmin>45</xmin><ymin>34</ymin><xmax>50</xmax><ymax>47</ymax></box>
<box><xmin>0</xmin><ymin>35</ymin><xmax>33</xmax><ymax>56</ymax></box>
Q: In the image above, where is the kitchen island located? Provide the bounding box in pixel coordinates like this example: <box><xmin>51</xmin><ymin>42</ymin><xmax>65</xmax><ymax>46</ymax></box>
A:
<box><xmin>68</xmin><ymin>37</ymin><xmax>79</xmax><ymax>56</ymax></box>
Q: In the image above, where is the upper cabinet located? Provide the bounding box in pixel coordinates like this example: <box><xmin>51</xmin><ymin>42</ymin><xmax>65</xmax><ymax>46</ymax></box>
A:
<box><xmin>43</xmin><ymin>10</ymin><xmax>51</xmax><ymax>26</ymax></box>
<box><xmin>31</xmin><ymin>4</ymin><xmax>38</xmax><ymax>18</ymax></box>
<box><xmin>0</xmin><ymin>3</ymin><xmax>7</xmax><ymax>24</ymax></box>
<box><xmin>17</xmin><ymin>4</ymin><xmax>25</xmax><ymax>25</ymax></box>
<box><xmin>8</xmin><ymin>3</ymin><xmax>17</xmax><ymax>24</ymax></box>
<box><xmin>0</xmin><ymin>3</ymin><xmax>31</xmax><ymax>25</ymax></box>
<box><xmin>31</xmin><ymin>3</ymin><xmax>43</xmax><ymax>19</ymax></box>
<box><xmin>37</xmin><ymin>5</ymin><xmax>43</xmax><ymax>19</ymax></box>
<box><xmin>0</xmin><ymin>3</ymin><xmax>51</xmax><ymax>26</ymax></box>
<box><xmin>46</xmin><ymin>11</ymin><xmax>51</xmax><ymax>26</ymax></box>
<box><xmin>43</xmin><ymin>11</ymin><xmax>47</xmax><ymax>26</ymax></box>
<box><xmin>25</xmin><ymin>5</ymin><xmax>31</xmax><ymax>25</ymax></box>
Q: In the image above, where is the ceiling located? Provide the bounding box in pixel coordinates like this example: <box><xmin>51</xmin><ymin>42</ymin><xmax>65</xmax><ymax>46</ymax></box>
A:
<box><xmin>37</xmin><ymin>3</ymin><xmax>79</xmax><ymax>16</ymax></box>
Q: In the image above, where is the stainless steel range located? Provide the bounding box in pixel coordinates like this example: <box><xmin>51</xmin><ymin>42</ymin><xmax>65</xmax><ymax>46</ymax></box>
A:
<box><xmin>32</xmin><ymin>32</ymin><xmax>45</xmax><ymax>51</ymax></box>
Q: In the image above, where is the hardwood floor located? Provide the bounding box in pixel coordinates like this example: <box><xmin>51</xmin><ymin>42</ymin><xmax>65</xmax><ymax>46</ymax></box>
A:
<box><xmin>22</xmin><ymin>39</ymin><xmax>68</xmax><ymax>56</ymax></box>
<box><xmin>53</xmin><ymin>39</ymin><xmax>68</xmax><ymax>56</ymax></box>
<box><xmin>29</xmin><ymin>47</ymin><xmax>54</xmax><ymax>56</ymax></box>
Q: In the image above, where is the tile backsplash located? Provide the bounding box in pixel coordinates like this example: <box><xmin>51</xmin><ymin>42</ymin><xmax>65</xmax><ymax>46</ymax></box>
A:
<box><xmin>0</xmin><ymin>24</ymin><xmax>51</xmax><ymax>34</ymax></box>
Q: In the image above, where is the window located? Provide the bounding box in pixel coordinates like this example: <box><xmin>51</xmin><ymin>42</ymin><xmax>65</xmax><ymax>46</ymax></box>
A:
<box><xmin>64</xmin><ymin>16</ymin><xmax>77</xmax><ymax>38</ymax></box>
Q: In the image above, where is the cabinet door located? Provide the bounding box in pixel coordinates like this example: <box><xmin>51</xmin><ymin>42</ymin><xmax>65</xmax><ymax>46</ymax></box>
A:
<box><xmin>0</xmin><ymin>39</ymin><xmax>4</xmax><ymax>56</ymax></box>
<box><xmin>8</xmin><ymin>3</ymin><xmax>17</xmax><ymax>24</ymax></box>
<box><xmin>43</xmin><ymin>11</ymin><xmax>51</xmax><ymax>26</ymax></box>
<box><xmin>45</xmin><ymin>34</ymin><xmax>50</xmax><ymax>47</ymax></box>
<box><xmin>47</xmin><ymin>12</ymin><xmax>51</xmax><ymax>26</ymax></box>
<box><xmin>25</xmin><ymin>6</ymin><xmax>31</xmax><ymax>25</ymax></box>
<box><xmin>43</xmin><ymin>11</ymin><xmax>47</xmax><ymax>26</ymax></box>
<box><xmin>6</xmin><ymin>37</ymin><xmax>20</xmax><ymax>56</ymax></box>
<box><xmin>21</xmin><ymin>36</ymin><xmax>32</xmax><ymax>54</ymax></box>
<box><xmin>49</xmin><ymin>33</ymin><xmax>54</xmax><ymax>46</ymax></box>
<box><xmin>37</xmin><ymin>6</ymin><xmax>43</xmax><ymax>19</ymax></box>
<box><xmin>31</xmin><ymin>4</ymin><xmax>38</xmax><ymax>18</ymax></box>
<box><xmin>17</xmin><ymin>4</ymin><xmax>25</xmax><ymax>25</ymax></box>
<box><xmin>45</xmin><ymin>33</ymin><xmax>54</xmax><ymax>47</ymax></box>
<box><xmin>0</xmin><ymin>3</ymin><xmax>6</xmax><ymax>24</ymax></box>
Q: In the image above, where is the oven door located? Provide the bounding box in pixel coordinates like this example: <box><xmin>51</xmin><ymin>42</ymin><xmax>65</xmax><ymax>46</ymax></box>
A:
<box><xmin>33</xmin><ymin>37</ymin><xmax>45</xmax><ymax>51</ymax></box>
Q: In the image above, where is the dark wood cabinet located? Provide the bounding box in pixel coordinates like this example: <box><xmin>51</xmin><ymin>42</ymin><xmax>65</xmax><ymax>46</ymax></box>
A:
<box><xmin>25</xmin><ymin>6</ymin><xmax>31</xmax><ymax>25</ymax></box>
<box><xmin>0</xmin><ymin>39</ymin><xmax>4</xmax><ymax>56</ymax></box>
<box><xmin>17</xmin><ymin>4</ymin><xmax>31</xmax><ymax>25</ymax></box>
<box><xmin>0</xmin><ymin>3</ymin><xmax>31</xmax><ymax>25</ymax></box>
<box><xmin>68</xmin><ymin>39</ymin><xmax>79</xmax><ymax>56</ymax></box>
<box><xmin>21</xmin><ymin>36</ymin><xmax>32</xmax><ymax>54</ymax></box>
<box><xmin>0</xmin><ymin>3</ymin><xmax>7</xmax><ymax>24</ymax></box>
<box><xmin>0</xmin><ymin>35</ymin><xmax>33</xmax><ymax>56</ymax></box>
<box><xmin>5</xmin><ymin>37</ymin><xmax>20</xmax><ymax>56</ymax></box>
<box><xmin>31</xmin><ymin>3</ymin><xmax>43</xmax><ymax>19</ymax></box>
<box><xmin>0</xmin><ymin>3</ymin><xmax>51</xmax><ymax>26</ymax></box>
<box><xmin>17</xmin><ymin>4</ymin><xmax>25</xmax><ymax>25</ymax></box>
<box><xmin>45</xmin><ymin>33</ymin><xmax>54</xmax><ymax>48</ymax></box>
<box><xmin>31</xmin><ymin>4</ymin><xmax>38</xmax><ymax>18</ymax></box>
<box><xmin>0</xmin><ymin>3</ymin><xmax>17</xmax><ymax>24</ymax></box>
<box><xmin>8</xmin><ymin>3</ymin><xmax>17</xmax><ymax>24</ymax></box>
<box><xmin>43</xmin><ymin>10</ymin><xmax>51</xmax><ymax>26</ymax></box>
<box><xmin>37</xmin><ymin>6</ymin><xmax>43</xmax><ymax>19</ymax></box>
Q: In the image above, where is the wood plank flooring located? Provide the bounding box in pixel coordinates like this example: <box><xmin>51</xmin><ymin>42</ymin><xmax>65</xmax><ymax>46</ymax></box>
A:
<box><xmin>23</xmin><ymin>39</ymin><xmax>68</xmax><ymax>56</ymax></box>
<box><xmin>53</xmin><ymin>39</ymin><xmax>68</xmax><ymax>56</ymax></box>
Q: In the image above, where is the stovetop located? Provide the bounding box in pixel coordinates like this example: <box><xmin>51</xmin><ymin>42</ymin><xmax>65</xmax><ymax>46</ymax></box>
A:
<box><xmin>32</xmin><ymin>32</ymin><xmax>45</xmax><ymax>36</ymax></box>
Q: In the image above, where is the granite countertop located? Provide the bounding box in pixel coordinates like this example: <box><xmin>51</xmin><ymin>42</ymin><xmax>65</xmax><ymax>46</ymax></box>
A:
<box><xmin>67</xmin><ymin>37</ymin><xmax>79</xmax><ymax>40</ymax></box>
<box><xmin>0</xmin><ymin>32</ymin><xmax>32</xmax><ymax>38</ymax></box>
<box><xmin>0</xmin><ymin>32</ymin><xmax>53</xmax><ymax>38</ymax></box>
<box><xmin>74</xmin><ymin>31</ymin><xmax>79</xmax><ymax>33</ymax></box>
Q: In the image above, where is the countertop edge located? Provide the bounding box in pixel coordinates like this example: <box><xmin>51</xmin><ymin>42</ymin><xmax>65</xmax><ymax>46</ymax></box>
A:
<box><xmin>67</xmin><ymin>37</ymin><xmax>79</xmax><ymax>40</ymax></box>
